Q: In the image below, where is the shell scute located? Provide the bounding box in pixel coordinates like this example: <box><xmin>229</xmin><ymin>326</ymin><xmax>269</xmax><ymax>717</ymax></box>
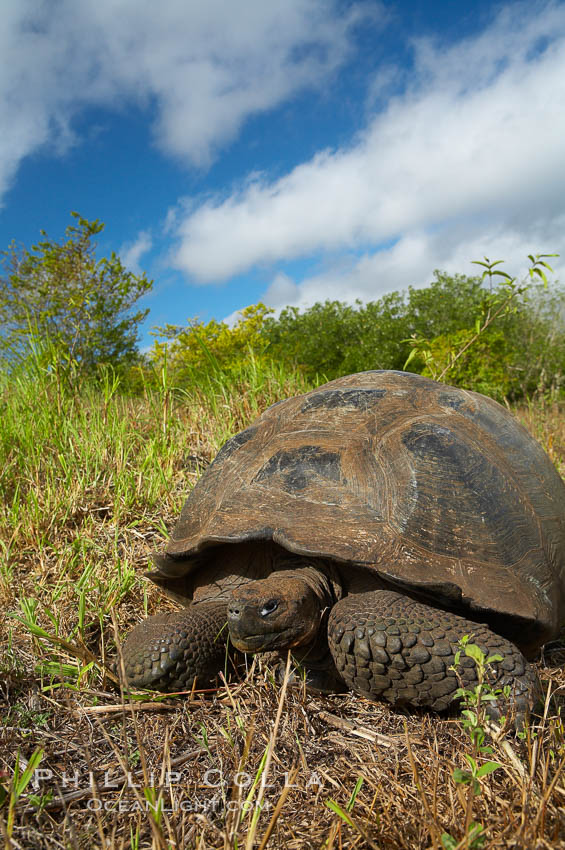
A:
<box><xmin>300</xmin><ymin>387</ymin><xmax>386</xmax><ymax>413</ymax></box>
<box><xmin>252</xmin><ymin>446</ymin><xmax>342</xmax><ymax>494</ymax></box>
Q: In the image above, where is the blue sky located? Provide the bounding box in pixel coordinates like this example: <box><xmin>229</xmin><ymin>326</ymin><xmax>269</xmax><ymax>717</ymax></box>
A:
<box><xmin>1</xmin><ymin>1</ymin><xmax>564</xmax><ymax>350</ymax></box>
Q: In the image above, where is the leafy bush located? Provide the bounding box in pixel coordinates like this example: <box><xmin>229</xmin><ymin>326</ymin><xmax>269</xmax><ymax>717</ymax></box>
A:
<box><xmin>6</xmin><ymin>211</ymin><xmax>558</xmax><ymax>404</ymax></box>
<box><xmin>261</xmin><ymin>272</ymin><xmax>488</xmax><ymax>381</ymax></box>
<box><xmin>406</xmin><ymin>257</ymin><xmax>563</xmax><ymax>399</ymax></box>
<box><xmin>421</xmin><ymin>328</ymin><xmax>515</xmax><ymax>401</ymax></box>
<box><xmin>150</xmin><ymin>303</ymin><xmax>273</xmax><ymax>384</ymax></box>
<box><xmin>0</xmin><ymin>213</ymin><xmax>152</xmax><ymax>380</ymax></box>
<box><xmin>146</xmin><ymin>264</ymin><xmax>564</xmax><ymax>401</ymax></box>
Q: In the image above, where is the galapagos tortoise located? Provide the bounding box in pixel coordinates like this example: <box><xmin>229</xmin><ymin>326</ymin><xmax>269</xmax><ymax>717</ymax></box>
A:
<box><xmin>122</xmin><ymin>370</ymin><xmax>565</xmax><ymax>717</ymax></box>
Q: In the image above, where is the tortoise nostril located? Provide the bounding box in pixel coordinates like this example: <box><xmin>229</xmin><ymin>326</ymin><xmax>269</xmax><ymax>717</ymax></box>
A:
<box><xmin>228</xmin><ymin>604</ymin><xmax>241</xmax><ymax>617</ymax></box>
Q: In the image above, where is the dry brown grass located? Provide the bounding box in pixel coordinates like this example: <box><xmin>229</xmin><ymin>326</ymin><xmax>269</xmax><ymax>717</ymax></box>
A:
<box><xmin>513</xmin><ymin>400</ymin><xmax>565</xmax><ymax>478</ymax></box>
<box><xmin>1</xmin><ymin>374</ymin><xmax>564</xmax><ymax>849</ymax></box>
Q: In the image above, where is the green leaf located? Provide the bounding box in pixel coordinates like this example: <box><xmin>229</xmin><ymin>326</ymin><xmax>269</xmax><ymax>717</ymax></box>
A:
<box><xmin>464</xmin><ymin>644</ymin><xmax>486</xmax><ymax>664</ymax></box>
<box><xmin>479</xmin><ymin>692</ymin><xmax>499</xmax><ymax>703</ymax></box>
<box><xmin>476</xmin><ymin>761</ymin><xmax>501</xmax><ymax>778</ymax></box>
<box><xmin>452</xmin><ymin>768</ymin><xmax>472</xmax><ymax>785</ymax></box>
<box><xmin>464</xmin><ymin>754</ymin><xmax>478</xmax><ymax>772</ymax></box>
<box><xmin>14</xmin><ymin>747</ymin><xmax>44</xmax><ymax>797</ymax></box>
<box><xmin>326</xmin><ymin>798</ymin><xmax>355</xmax><ymax>826</ymax></box>
<box><xmin>14</xmin><ymin>618</ymin><xmax>51</xmax><ymax>639</ymax></box>
<box><xmin>462</xmin><ymin>710</ymin><xmax>478</xmax><ymax>724</ymax></box>
<box><xmin>403</xmin><ymin>346</ymin><xmax>425</xmax><ymax>369</ymax></box>
<box><xmin>467</xmin><ymin>823</ymin><xmax>486</xmax><ymax>849</ymax></box>
<box><xmin>347</xmin><ymin>776</ymin><xmax>364</xmax><ymax>811</ymax></box>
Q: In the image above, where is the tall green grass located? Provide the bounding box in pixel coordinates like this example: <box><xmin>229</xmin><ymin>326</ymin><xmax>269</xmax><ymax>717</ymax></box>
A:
<box><xmin>0</xmin><ymin>339</ymin><xmax>312</xmax><ymax>678</ymax></box>
<box><xmin>0</xmin><ymin>341</ymin><xmax>311</xmax><ymax>527</ymax></box>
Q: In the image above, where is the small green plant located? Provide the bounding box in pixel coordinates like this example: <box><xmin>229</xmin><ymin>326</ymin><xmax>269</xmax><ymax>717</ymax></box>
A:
<box><xmin>193</xmin><ymin>721</ymin><xmax>212</xmax><ymax>755</ymax></box>
<box><xmin>1</xmin><ymin>701</ymin><xmax>50</xmax><ymax>732</ymax></box>
<box><xmin>0</xmin><ymin>747</ymin><xmax>44</xmax><ymax>841</ymax></box>
<box><xmin>452</xmin><ymin>636</ymin><xmax>511</xmax><ymax>745</ymax></box>
<box><xmin>404</xmin><ymin>253</ymin><xmax>558</xmax><ymax>387</ymax></box>
<box><xmin>129</xmin><ymin>825</ymin><xmax>141</xmax><ymax>850</ymax></box>
<box><xmin>326</xmin><ymin>775</ymin><xmax>364</xmax><ymax>824</ymax></box>
<box><xmin>441</xmin><ymin>822</ymin><xmax>486</xmax><ymax>850</ymax></box>
<box><xmin>326</xmin><ymin>777</ymin><xmax>380</xmax><ymax>849</ymax></box>
<box><xmin>441</xmin><ymin>637</ymin><xmax>509</xmax><ymax>850</ymax></box>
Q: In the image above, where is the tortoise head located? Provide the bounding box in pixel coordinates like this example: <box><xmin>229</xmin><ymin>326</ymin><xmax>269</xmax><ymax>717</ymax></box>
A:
<box><xmin>227</xmin><ymin>573</ymin><xmax>324</xmax><ymax>652</ymax></box>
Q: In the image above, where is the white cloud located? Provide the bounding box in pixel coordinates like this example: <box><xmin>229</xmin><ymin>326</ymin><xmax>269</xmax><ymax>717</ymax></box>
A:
<box><xmin>171</xmin><ymin>1</ymin><xmax>565</xmax><ymax>307</ymax></box>
<box><xmin>262</xmin><ymin>220</ymin><xmax>565</xmax><ymax>313</ymax></box>
<box><xmin>263</xmin><ymin>272</ymin><xmax>302</xmax><ymax>307</ymax></box>
<box><xmin>0</xmin><ymin>0</ymin><xmax>369</xmax><ymax>205</ymax></box>
<box><xmin>120</xmin><ymin>230</ymin><xmax>153</xmax><ymax>275</ymax></box>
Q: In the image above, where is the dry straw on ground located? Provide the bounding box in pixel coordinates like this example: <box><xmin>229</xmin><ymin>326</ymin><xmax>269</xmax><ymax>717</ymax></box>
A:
<box><xmin>0</xmin><ymin>368</ymin><xmax>564</xmax><ymax>849</ymax></box>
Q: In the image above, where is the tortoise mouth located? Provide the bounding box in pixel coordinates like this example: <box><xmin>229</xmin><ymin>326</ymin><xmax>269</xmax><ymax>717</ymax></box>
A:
<box><xmin>230</xmin><ymin>627</ymin><xmax>306</xmax><ymax>653</ymax></box>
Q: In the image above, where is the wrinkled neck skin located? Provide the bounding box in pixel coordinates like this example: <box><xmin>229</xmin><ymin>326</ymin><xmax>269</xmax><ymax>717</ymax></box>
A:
<box><xmin>279</xmin><ymin>562</ymin><xmax>343</xmax><ymax>670</ymax></box>
<box><xmin>290</xmin><ymin>607</ymin><xmax>334</xmax><ymax>668</ymax></box>
<box><xmin>271</xmin><ymin>550</ymin><xmax>343</xmax><ymax>603</ymax></box>
<box><xmin>272</xmin><ymin>565</ymin><xmax>337</xmax><ymax>657</ymax></box>
<box><xmin>277</xmin><ymin>562</ymin><xmax>340</xmax><ymax>606</ymax></box>
<box><xmin>270</xmin><ymin>562</ymin><xmax>339</xmax><ymax>650</ymax></box>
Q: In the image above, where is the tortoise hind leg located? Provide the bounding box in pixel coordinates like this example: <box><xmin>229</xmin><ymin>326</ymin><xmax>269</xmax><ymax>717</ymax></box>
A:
<box><xmin>122</xmin><ymin>600</ymin><xmax>229</xmax><ymax>691</ymax></box>
<box><xmin>327</xmin><ymin>590</ymin><xmax>537</xmax><ymax>722</ymax></box>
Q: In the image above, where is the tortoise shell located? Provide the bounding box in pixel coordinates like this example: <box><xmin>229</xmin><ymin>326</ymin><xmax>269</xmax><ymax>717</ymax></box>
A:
<box><xmin>158</xmin><ymin>371</ymin><xmax>565</xmax><ymax>651</ymax></box>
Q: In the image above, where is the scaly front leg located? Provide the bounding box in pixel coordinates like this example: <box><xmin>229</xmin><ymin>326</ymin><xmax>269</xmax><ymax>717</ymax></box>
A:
<box><xmin>328</xmin><ymin>590</ymin><xmax>537</xmax><ymax>723</ymax></box>
<box><xmin>122</xmin><ymin>600</ymin><xmax>229</xmax><ymax>691</ymax></box>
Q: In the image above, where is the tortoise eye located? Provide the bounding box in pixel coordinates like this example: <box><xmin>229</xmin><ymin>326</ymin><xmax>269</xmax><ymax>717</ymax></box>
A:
<box><xmin>260</xmin><ymin>599</ymin><xmax>279</xmax><ymax>617</ymax></box>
